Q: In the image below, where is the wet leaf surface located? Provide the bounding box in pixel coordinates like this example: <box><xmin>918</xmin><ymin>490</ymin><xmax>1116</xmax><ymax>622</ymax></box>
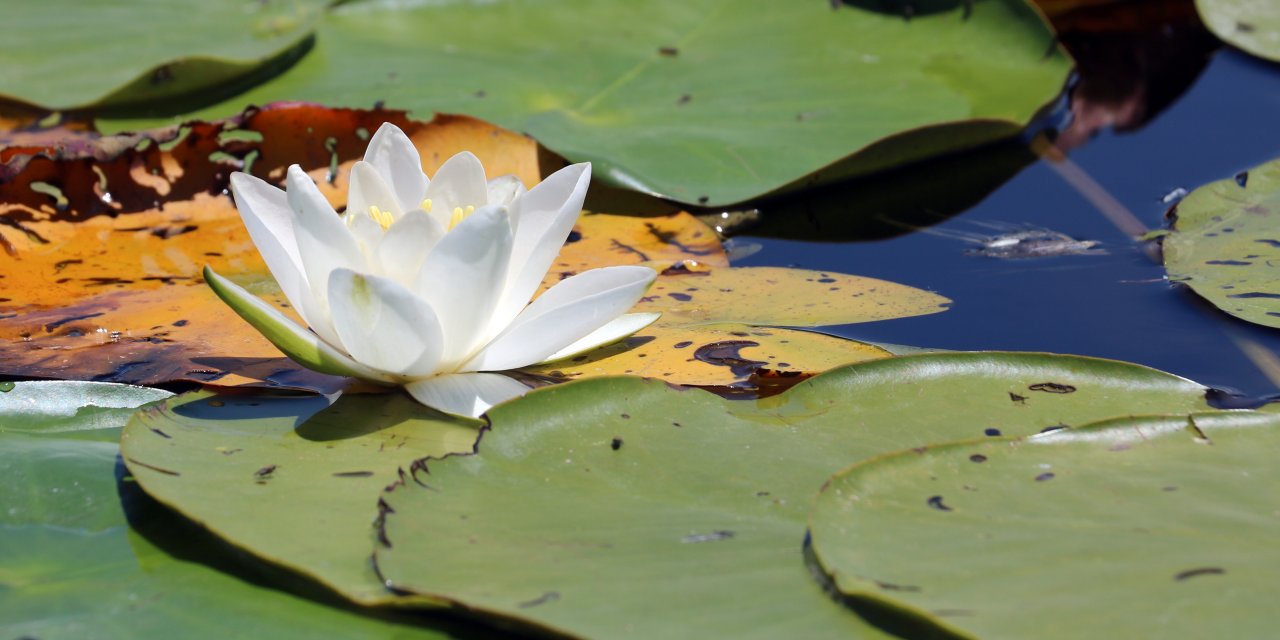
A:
<box><xmin>0</xmin><ymin>0</ymin><xmax>325</xmax><ymax>110</ymax></box>
<box><xmin>1195</xmin><ymin>0</ymin><xmax>1280</xmax><ymax>63</ymax></box>
<box><xmin>0</xmin><ymin>381</ymin><xmax>456</xmax><ymax>639</ymax></box>
<box><xmin>809</xmin><ymin>410</ymin><xmax>1280</xmax><ymax>639</ymax></box>
<box><xmin>122</xmin><ymin>390</ymin><xmax>479</xmax><ymax>605</ymax></box>
<box><xmin>1162</xmin><ymin>155</ymin><xmax>1280</xmax><ymax>328</ymax></box>
<box><xmin>97</xmin><ymin>0</ymin><xmax>1069</xmax><ymax>205</ymax></box>
<box><xmin>374</xmin><ymin>352</ymin><xmax>1215</xmax><ymax>638</ymax></box>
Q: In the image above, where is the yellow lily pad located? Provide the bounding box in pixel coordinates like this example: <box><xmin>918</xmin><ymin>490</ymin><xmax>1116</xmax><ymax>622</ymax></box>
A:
<box><xmin>528</xmin><ymin>322</ymin><xmax>890</xmax><ymax>388</ymax></box>
<box><xmin>636</xmin><ymin>266</ymin><xmax>951</xmax><ymax>327</ymax></box>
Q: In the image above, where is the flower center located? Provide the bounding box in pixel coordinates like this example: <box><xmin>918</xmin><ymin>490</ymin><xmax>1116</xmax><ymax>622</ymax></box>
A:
<box><xmin>366</xmin><ymin>205</ymin><xmax>395</xmax><ymax>230</ymax></box>
<box><xmin>449</xmin><ymin>205</ymin><xmax>476</xmax><ymax>230</ymax></box>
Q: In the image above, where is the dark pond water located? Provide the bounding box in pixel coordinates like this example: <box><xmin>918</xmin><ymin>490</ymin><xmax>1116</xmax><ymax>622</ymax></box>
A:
<box><xmin>736</xmin><ymin>48</ymin><xmax>1280</xmax><ymax>400</ymax></box>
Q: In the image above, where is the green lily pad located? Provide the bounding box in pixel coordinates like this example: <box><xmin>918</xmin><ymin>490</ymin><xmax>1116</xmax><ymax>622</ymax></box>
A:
<box><xmin>1195</xmin><ymin>0</ymin><xmax>1280</xmax><ymax>63</ymax></box>
<box><xmin>0</xmin><ymin>379</ymin><xmax>172</xmax><ymax>440</ymax></box>
<box><xmin>0</xmin><ymin>381</ymin><xmax>454</xmax><ymax>639</ymax></box>
<box><xmin>808</xmin><ymin>410</ymin><xmax>1280</xmax><ymax>639</ymax></box>
<box><xmin>1162</xmin><ymin>156</ymin><xmax>1280</xmax><ymax>328</ymax></box>
<box><xmin>99</xmin><ymin>0</ymin><xmax>1069</xmax><ymax>205</ymax></box>
<box><xmin>121</xmin><ymin>390</ymin><xmax>480</xmax><ymax>605</ymax></box>
<box><xmin>374</xmin><ymin>352</ymin><xmax>1215</xmax><ymax>638</ymax></box>
<box><xmin>0</xmin><ymin>0</ymin><xmax>324</xmax><ymax>110</ymax></box>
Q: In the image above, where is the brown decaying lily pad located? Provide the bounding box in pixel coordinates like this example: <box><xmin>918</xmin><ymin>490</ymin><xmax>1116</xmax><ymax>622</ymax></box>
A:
<box><xmin>2</xmin><ymin>102</ymin><xmax>944</xmax><ymax>393</ymax></box>
<box><xmin>0</xmin><ymin>104</ymin><xmax>719</xmax><ymax>389</ymax></box>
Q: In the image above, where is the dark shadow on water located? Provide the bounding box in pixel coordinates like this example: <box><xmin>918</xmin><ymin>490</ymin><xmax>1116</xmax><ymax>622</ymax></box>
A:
<box><xmin>701</xmin><ymin>136</ymin><xmax>1038</xmax><ymax>243</ymax></box>
<box><xmin>1053</xmin><ymin>0</ymin><xmax>1220</xmax><ymax>151</ymax></box>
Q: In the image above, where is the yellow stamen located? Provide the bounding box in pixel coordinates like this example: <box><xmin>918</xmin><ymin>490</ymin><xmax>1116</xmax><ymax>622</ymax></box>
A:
<box><xmin>368</xmin><ymin>205</ymin><xmax>394</xmax><ymax>230</ymax></box>
<box><xmin>420</xmin><ymin>198</ymin><xmax>433</xmax><ymax>212</ymax></box>
<box><xmin>448</xmin><ymin>204</ymin><xmax>476</xmax><ymax>230</ymax></box>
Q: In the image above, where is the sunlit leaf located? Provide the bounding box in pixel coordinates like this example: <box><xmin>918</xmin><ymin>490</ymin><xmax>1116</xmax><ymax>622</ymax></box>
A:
<box><xmin>636</xmin><ymin>266</ymin><xmax>950</xmax><ymax>327</ymax></box>
<box><xmin>525</xmin><ymin>263</ymin><xmax>952</xmax><ymax>387</ymax></box>
<box><xmin>1195</xmin><ymin>0</ymin><xmax>1280</xmax><ymax>63</ymax></box>
<box><xmin>121</xmin><ymin>390</ymin><xmax>480</xmax><ymax>605</ymax></box>
<box><xmin>1162</xmin><ymin>156</ymin><xmax>1280</xmax><ymax>328</ymax></box>
<box><xmin>97</xmin><ymin>0</ymin><xmax>1069</xmax><ymax>205</ymax></box>
<box><xmin>0</xmin><ymin>381</ymin><xmax>456</xmax><ymax>639</ymax></box>
<box><xmin>0</xmin><ymin>0</ymin><xmax>324</xmax><ymax>110</ymax></box>
<box><xmin>531</xmin><ymin>322</ymin><xmax>890</xmax><ymax>388</ymax></box>
<box><xmin>809</xmin><ymin>410</ymin><xmax>1280</xmax><ymax>638</ymax></box>
<box><xmin>374</xmin><ymin>352</ymin><xmax>1216</xmax><ymax>637</ymax></box>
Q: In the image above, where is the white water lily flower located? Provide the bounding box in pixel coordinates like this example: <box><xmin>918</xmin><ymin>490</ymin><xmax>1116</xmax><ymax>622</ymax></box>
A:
<box><xmin>204</xmin><ymin>123</ymin><xmax>658</xmax><ymax>418</ymax></box>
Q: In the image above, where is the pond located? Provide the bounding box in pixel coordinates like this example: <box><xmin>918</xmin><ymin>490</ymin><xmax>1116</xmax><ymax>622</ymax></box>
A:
<box><xmin>4</xmin><ymin>1</ymin><xmax>1280</xmax><ymax>638</ymax></box>
<box><xmin>738</xmin><ymin>46</ymin><xmax>1280</xmax><ymax>399</ymax></box>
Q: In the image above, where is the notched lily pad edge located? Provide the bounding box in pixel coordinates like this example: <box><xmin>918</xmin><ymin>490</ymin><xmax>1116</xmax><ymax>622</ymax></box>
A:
<box><xmin>120</xmin><ymin>390</ymin><xmax>460</xmax><ymax>613</ymax></box>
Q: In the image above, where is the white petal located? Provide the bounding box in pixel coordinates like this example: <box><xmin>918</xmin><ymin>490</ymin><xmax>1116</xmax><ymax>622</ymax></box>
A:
<box><xmin>229</xmin><ymin>172</ymin><xmax>345</xmax><ymax>345</ymax></box>
<box><xmin>327</xmin><ymin>269</ymin><xmax>445</xmax><ymax>378</ymax></box>
<box><xmin>490</xmin><ymin>163</ymin><xmax>591</xmax><ymax>331</ymax></box>
<box><xmin>537</xmin><ymin>312</ymin><xmax>661</xmax><ymax>364</ymax></box>
<box><xmin>364</xmin><ymin>123</ymin><xmax>428</xmax><ymax>211</ymax></box>
<box><xmin>344</xmin><ymin>210</ymin><xmax>384</xmax><ymax>260</ymax></box>
<box><xmin>287</xmin><ymin>165</ymin><xmax>365</xmax><ymax>343</ymax></box>
<box><xmin>376</xmin><ymin>210</ymin><xmax>445</xmax><ymax>287</ymax></box>
<box><xmin>486</xmin><ymin>174</ymin><xmax>527</xmax><ymax>209</ymax></box>
<box><xmin>423</xmin><ymin>151</ymin><xmax>489</xmax><ymax>228</ymax></box>
<box><xmin>203</xmin><ymin>266</ymin><xmax>391</xmax><ymax>382</ymax></box>
<box><xmin>229</xmin><ymin>172</ymin><xmax>303</xmax><ymax>273</ymax></box>
<box><xmin>229</xmin><ymin>172</ymin><xmax>323</xmax><ymax>320</ymax></box>
<box><xmin>414</xmin><ymin>205</ymin><xmax>513</xmax><ymax>366</ymax></box>
<box><xmin>463</xmin><ymin>265</ymin><xmax>656</xmax><ymax>371</ymax></box>
<box><xmin>347</xmin><ymin>161</ymin><xmax>403</xmax><ymax>220</ymax></box>
<box><xmin>403</xmin><ymin>373</ymin><xmax>530</xmax><ymax>418</ymax></box>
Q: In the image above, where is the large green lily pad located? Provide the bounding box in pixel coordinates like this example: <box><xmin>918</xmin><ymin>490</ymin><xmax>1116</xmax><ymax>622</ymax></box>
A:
<box><xmin>0</xmin><ymin>0</ymin><xmax>324</xmax><ymax>110</ymax></box>
<box><xmin>374</xmin><ymin>352</ymin><xmax>1215</xmax><ymax>638</ymax></box>
<box><xmin>809</xmin><ymin>410</ymin><xmax>1280</xmax><ymax>639</ymax></box>
<box><xmin>121</xmin><ymin>390</ymin><xmax>480</xmax><ymax>605</ymax></box>
<box><xmin>99</xmin><ymin>0</ymin><xmax>1069</xmax><ymax>205</ymax></box>
<box><xmin>0</xmin><ymin>381</ymin><xmax>454</xmax><ymax>639</ymax></box>
<box><xmin>1195</xmin><ymin>0</ymin><xmax>1280</xmax><ymax>63</ymax></box>
<box><xmin>1162</xmin><ymin>156</ymin><xmax>1280</xmax><ymax>328</ymax></box>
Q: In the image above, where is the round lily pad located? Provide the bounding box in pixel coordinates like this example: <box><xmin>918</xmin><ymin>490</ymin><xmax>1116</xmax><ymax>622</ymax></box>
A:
<box><xmin>1</xmin><ymin>381</ymin><xmax>454</xmax><ymax>639</ymax></box>
<box><xmin>374</xmin><ymin>352</ymin><xmax>1216</xmax><ymax>637</ymax></box>
<box><xmin>0</xmin><ymin>0</ymin><xmax>325</xmax><ymax>110</ymax></box>
<box><xmin>1163</xmin><ymin>156</ymin><xmax>1280</xmax><ymax>328</ymax></box>
<box><xmin>121</xmin><ymin>390</ymin><xmax>480</xmax><ymax>605</ymax></box>
<box><xmin>808</xmin><ymin>410</ymin><xmax>1280</xmax><ymax>639</ymax></box>
<box><xmin>98</xmin><ymin>0</ymin><xmax>1069</xmax><ymax>205</ymax></box>
<box><xmin>1195</xmin><ymin>0</ymin><xmax>1280</xmax><ymax>63</ymax></box>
